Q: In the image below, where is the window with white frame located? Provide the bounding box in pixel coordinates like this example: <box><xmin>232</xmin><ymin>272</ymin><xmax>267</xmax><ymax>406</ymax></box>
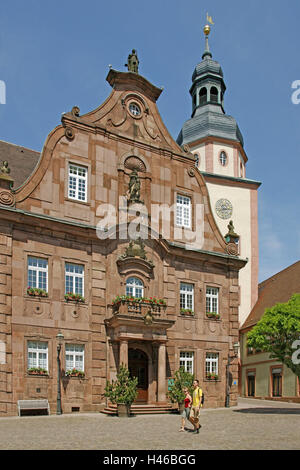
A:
<box><xmin>68</xmin><ymin>164</ymin><xmax>88</xmax><ymax>202</ymax></box>
<box><xmin>180</xmin><ymin>351</ymin><xmax>194</xmax><ymax>374</ymax></box>
<box><xmin>206</xmin><ymin>287</ymin><xmax>219</xmax><ymax>313</ymax></box>
<box><xmin>219</xmin><ymin>151</ymin><xmax>227</xmax><ymax>166</ymax></box>
<box><xmin>176</xmin><ymin>194</ymin><xmax>191</xmax><ymax>228</ymax></box>
<box><xmin>65</xmin><ymin>344</ymin><xmax>84</xmax><ymax>372</ymax></box>
<box><xmin>180</xmin><ymin>282</ymin><xmax>194</xmax><ymax>311</ymax></box>
<box><xmin>27</xmin><ymin>257</ymin><xmax>48</xmax><ymax>291</ymax></box>
<box><xmin>27</xmin><ymin>341</ymin><xmax>48</xmax><ymax>371</ymax></box>
<box><xmin>126</xmin><ymin>277</ymin><xmax>144</xmax><ymax>298</ymax></box>
<box><xmin>205</xmin><ymin>352</ymin><xmax>219</xmax><ymax>376</ymax></box>
<box><xmin>65</xmin><ymin>263</ymin><xmax>84</xmax><ymax>295</ymax></box>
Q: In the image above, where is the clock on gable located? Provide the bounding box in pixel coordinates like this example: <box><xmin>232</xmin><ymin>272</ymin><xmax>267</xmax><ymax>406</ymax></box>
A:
<box><xmin>215</xmin><ymin>198</ymin><xmax>233</xmax><ymax>220</ymax></box>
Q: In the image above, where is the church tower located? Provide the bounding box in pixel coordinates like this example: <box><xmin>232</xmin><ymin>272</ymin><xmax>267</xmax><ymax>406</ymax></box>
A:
<box><xmin>177</xmin><ymin>23</ymin><xmax>261</xmax><ymax>326</ymax></box>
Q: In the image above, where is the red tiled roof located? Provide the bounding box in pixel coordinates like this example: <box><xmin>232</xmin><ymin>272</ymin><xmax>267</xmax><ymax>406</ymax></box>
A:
<box><xmin>0</xmin><ymin>140</ymin><xmax>40</xmax><ymax>189</ymax></box>
<box><xmin>241</xmin><ymin>260</ymin><xmax>300</xmax><ymax>330</ymax></box>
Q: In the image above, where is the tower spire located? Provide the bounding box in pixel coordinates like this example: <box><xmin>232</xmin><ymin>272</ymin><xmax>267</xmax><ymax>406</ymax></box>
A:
<box><xmin>202</xmin><ymin>14</ymin><xmax>213</xmax><ymax>60</ymax></box>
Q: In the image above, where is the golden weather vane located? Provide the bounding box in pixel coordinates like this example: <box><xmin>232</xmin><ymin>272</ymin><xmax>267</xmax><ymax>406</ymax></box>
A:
<box><xmin>206</xmin><ymin>13</ymin><xmax>214</xmax><ymax>25</ymax></box>
<box><xmin>203</xmin><ymin>12</ymin><xmax>214</xmax><ymax>37</ymax></box>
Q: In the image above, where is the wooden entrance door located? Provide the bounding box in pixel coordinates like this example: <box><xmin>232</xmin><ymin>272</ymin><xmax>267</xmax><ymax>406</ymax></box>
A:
<box><xmin>128</xmin><ymin>349</ymin><xmax>148</xmax><ymax>403</ymax></box>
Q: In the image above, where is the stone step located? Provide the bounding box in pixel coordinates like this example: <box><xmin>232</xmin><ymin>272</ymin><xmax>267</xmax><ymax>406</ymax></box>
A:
<box><xmin>101</xmin><ymin>403</ymin><xmax>177</xmax><ymax>416</ymax></box>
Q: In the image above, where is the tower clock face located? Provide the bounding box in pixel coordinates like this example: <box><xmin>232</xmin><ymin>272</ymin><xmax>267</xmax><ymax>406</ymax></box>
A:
<box><xmin>215</xmin><ymin>198</ymin><xmax>233</xmax><ymax>219</ymax></box>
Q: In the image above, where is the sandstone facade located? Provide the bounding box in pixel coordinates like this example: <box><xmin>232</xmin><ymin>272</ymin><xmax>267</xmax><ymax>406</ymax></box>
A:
<box><xmin>0</xmin><ymin>68</ymin><xmax>246</xmax><ymax>415</ymax></box>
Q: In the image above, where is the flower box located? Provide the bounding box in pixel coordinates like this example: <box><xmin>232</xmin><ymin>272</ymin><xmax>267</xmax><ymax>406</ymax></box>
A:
<box><xmin>112</xmin><ymin>295</ymin><xmax>166</xmax><ymax>307</ymax></box>
<box><xmin>27</xmin><ymin>367</ymin><xmax>49</xmax><ymax>376</ymax></box>
<box><xmin>64</xmin><ymin>292</ymin><xmax>85</xmax><ymax>303</ymax></box>
<box><xmin>206</xmin><ymin>373</ymin><xmax>219</xmax><ymax>381</ymax></box>
<box><xmin>65</xmin><ymin>368</ymin><xmax>85</xmax><ymax>378</ymax></box>
<box><xmin>180</xmin><ymin>308</ymin><xmax>195</xmax><ymax>316</ymax></box>
<box><xmin>206</xmin><ymin>312</ymin><xmax>220</xmax><ymax>320</ymax></box>
<box><xmin>27</xmin><ymin>287</ymin><xmax>48</xmax><ymax>298</ymax></box>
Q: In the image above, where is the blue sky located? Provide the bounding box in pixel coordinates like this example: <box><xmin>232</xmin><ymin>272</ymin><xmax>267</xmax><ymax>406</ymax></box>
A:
<box><xmin>0</xmin><ymin>0</ymin><xmax>299</xmax><ymax>282</ymax></box>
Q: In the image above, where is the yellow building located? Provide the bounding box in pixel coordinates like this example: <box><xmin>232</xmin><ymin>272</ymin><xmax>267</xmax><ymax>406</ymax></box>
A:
<box><xmin>240</xmin><ymin>261</ymin><xmax>300</xmax><ymax>402</ymax></box>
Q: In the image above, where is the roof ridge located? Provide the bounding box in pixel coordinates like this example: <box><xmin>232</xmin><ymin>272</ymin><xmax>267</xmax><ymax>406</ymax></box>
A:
<box><xmin>259</xmin><ymin>260</ymin><xmax>300</xmax><ymax>287</ymax></box>
<box><xmin>0</xmin><ymin>139</ymin><xmax>40</xmax><ymax>154</ymax></box>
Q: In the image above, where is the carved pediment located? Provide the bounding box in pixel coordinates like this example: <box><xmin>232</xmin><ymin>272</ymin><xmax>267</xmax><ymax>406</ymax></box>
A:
<box><xmin>117</xmin><ymin>238</ymin><xmax>154</xmax><ymax>277</ymax></box>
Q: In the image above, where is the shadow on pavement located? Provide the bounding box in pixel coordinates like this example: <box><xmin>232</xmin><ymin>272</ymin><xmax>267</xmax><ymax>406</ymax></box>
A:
<box><xmin>234</xmin><ymin>408</ymin><xmax>300</xmax><ymax>415</ymax></box>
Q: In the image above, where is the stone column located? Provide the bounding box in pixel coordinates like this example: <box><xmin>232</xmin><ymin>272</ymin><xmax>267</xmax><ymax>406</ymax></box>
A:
<box><xmin>157</xmin><ymin>342</ymin><xmax>166</xmax><ymax>403</ymax></box>
<box><xmin>119</xmin><ymin>339</ymin><xmax>128</xmax><ymax>368</ymax></box>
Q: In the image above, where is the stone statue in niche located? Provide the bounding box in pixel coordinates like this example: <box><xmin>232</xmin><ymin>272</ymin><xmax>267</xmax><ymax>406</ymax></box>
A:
<box><xmin>128</xmin><ymin>169</ymin><xmax>144</xmax><ymax>205</ymax></box>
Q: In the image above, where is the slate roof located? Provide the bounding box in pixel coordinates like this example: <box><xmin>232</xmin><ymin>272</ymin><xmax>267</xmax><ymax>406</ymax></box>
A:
<box><xmin>0</xmin><ymin>140</ymin><xmax>40</xmax><ymax>189</ymax></box>
<box><xmin>177</xmin><ymin>105</ymin><xmax>244</xmax><ymax>147</ymax></box>
<box><xmin>192</xmin><ymin>57</ymin><xmax>224</xmax><ymax>81</ymax></box>
<box><xmin>241</xmin><ymin>260</ymin><xmax>300</xmax><ymax>330</ymax></box>
<box><xmin>176</xmin><ymin>50</ymin><xmax>244</xmax><ymax>147</ymax></box>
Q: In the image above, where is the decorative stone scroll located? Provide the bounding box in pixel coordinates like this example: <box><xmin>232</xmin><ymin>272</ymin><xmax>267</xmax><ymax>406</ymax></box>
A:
<box><xmin>65</xmin><ymin>127</ymin><xmax>75</xmax><ymax>141</ymax></box>
<box><xmin>0</xmin><ymin>189</ymin><xmax>15</xmax><ymax>206</ymax></box>
<box><xmin>187</xmin><ymin>166</ymin><xmax>196</xmax><ymax>177</ymax></box>
<box><xmin>0</xmin><ymin>161</ymin><xmax>15</xmax><ymax>206</ymax></box>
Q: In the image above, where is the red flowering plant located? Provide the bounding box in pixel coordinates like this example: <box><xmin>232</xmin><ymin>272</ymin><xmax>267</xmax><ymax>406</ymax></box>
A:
<box><xmin>206</xmin><ymin>372</ymin><xmax>219</xmax><ymax>380</ymax></box>
<box><xmin>206</xmin><ymin>312</ymin><xmax>220</xmax><ymax>320</ymax></box>
<box><xmin>27</xmin><ymin>287</ymin><xmax>48</xmax><ymax>298</ymax></box>
<box><xmin>27</xmin><ymin>367</ymin><xmax>49</xmax><ymax>376</ymax></box>
<box><xmin>65</xmin><ymin>368</ymin><xmax>85</xmax><ymax>378</ymax></box>
<box><xmin>64</xmin><ymin>292</ymin><xmax>85</xmax><ymax>303</ymax></box>
<box><xmin>112</xmin><ymin>295</ymin><xmax>166</xmax><ymax>307</ymax></box>
<box><xmin>180</xmin><ymin>308</ymin><xmax>195</xmax><ymax>316</ymax></box>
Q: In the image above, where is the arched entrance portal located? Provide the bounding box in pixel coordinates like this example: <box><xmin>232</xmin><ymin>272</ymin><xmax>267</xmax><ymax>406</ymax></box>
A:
<box><xmin>128</xmin><ymin>349</ymin><xmax>148</xmax><ymax>403</ymax></box>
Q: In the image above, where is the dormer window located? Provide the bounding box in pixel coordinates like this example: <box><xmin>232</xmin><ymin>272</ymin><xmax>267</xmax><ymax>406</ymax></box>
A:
<box><xmin>210</xmin><ymin>86</ymin><xmax>218</xmax><ymax>103</ymax></box>
<box><xmin>199</xmin><ymin>87</ymin><xmax>207</xmax><ymax>106</ymax></box>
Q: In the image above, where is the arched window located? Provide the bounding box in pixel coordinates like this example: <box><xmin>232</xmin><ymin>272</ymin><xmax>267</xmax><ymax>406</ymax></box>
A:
<box><xmin>210</xmin><ymin>87</ymin><xmax>218</xmax><ymax>103</ymax></box>
<box><xmin>219</xmin><ymin>151</ymin><xmax>227</xmax><ymax>166</ymax></box>
<box><xmin>199</xmin><ymin>87</ymin><xmax>207</xmax><ymax>106</ymax></box>
<box><xmin>126</xmin><ymin>277</ymin><xmax>144</xmax><ymax>298</ymax></box>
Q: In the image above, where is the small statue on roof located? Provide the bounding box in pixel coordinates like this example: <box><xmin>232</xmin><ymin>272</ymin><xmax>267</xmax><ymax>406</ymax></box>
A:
<box><xmin>0</xmin><ymin>161</ymin><xmax>10</xmax><ymax>174</ymax></box>
<box><xmin>125</xmin><ymin>49</ymin><xmax>139</xmax><ymax>73</ymax></box>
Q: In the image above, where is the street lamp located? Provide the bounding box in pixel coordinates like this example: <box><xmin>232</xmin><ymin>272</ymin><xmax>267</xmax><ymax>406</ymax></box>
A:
<box><xmin>225</xmin><ymin>341</ymin><xmax>240</xmax><ymax>408</ymax></box>
<box><xmin>56</xmin><ymin>331</ymin><xmax>64</xmax><ymax>415</ymax></box>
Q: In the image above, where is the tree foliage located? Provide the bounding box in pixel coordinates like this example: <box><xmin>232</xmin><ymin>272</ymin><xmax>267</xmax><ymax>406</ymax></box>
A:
<box><xmin>247</xmin><ymin>294</ymin><xmax>300</xmax><ymax>377</ymax></box>
<box><xmin>104</xmin><ymin>364</ymin><xmax>138</xmax><ymax>405</ymax></box>
<box><xmin>167</xmin><ymin>367</ymin><xmax>194</xmax><ymax>404</ymax></box>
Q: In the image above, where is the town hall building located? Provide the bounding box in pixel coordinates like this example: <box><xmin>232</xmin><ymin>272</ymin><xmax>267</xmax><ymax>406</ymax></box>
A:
<box><xmin>0</xmin><ymin>26</ymin><xmax>259</xmax><ymax>415</ymax></box>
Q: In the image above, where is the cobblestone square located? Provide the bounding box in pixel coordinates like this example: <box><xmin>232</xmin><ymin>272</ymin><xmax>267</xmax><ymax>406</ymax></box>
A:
<box><xmin>0</xmin><ymin>398</ymin><xmax>299</xmax><ymax>451</ymax></box>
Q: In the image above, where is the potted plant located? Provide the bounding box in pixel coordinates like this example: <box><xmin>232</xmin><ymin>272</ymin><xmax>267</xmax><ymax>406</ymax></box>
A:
<box><xmin>27</xmin><ymin>287</ymin><xmax>48</xmax><ymax>298</ymax></box>
<box><xmin>180</xmin><ymin>308</ymin><xmax>195</xmax><ymax>316</ymax></box>
<box><xmin>206</xmin><ymin>312</ymin><xmax>220</xmax><ymax>320</ymax></box>
<box><xmin>167</xmin><ymin>367</ymin><xmax>194</xmax><ymax>413</ymax></box>
<box><xmin>112</xmin><ymin>295</ymin><xmax>167</xmax><ymax>307</ymax></box>
<box><xmin>64</xmin><ymin>292</ymin><xmax>85</xmax><ymax>303</ymax></box>
<box><xmin>104</xmin><ymin>364</ymin><xmax>138</xmax><ymax>417</ymax></box>
<box><xmin>65</xmin><ymin>368</ymin><xmax>85</xmax><ymax>378</ymax></box>
<box><xmin>206</xmin><ymin>372</ymin><xmax>219</xmax><ymax>380</ymax></box>
<box><xmin>27</xmin><ymin>367</ymin><xmax>48</xmax><ymax>376</ymax></box>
